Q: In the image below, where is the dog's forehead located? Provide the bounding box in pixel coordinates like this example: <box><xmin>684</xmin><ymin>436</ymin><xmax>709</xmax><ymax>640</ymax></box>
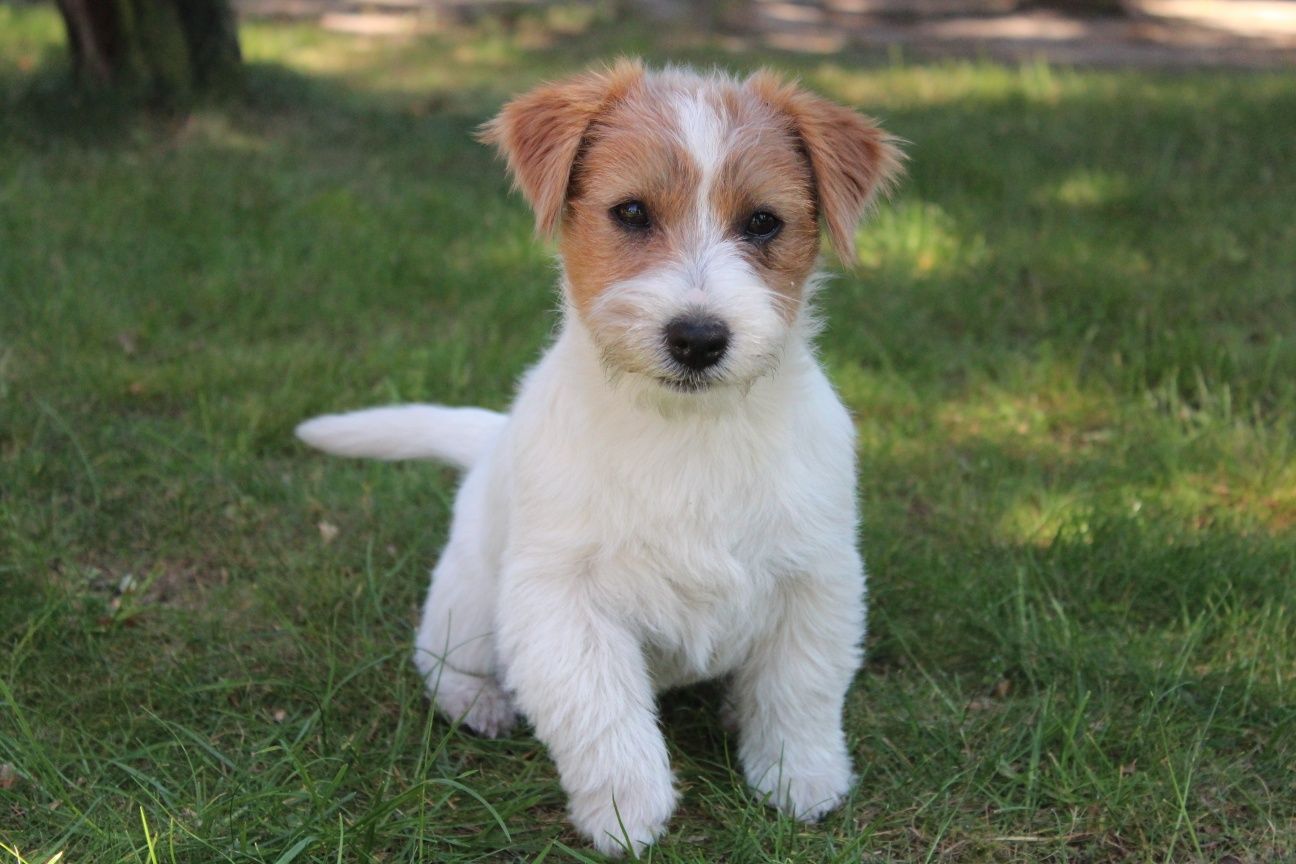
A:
<box><xmin>585</xmin><ymin>73</ymin><xmax>796</xmax><ymax>183</ymax></box>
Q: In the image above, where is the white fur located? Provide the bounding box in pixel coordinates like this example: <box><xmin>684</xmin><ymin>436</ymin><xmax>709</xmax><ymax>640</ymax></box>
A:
<box><xmin>296</xmin><ymin>405</ymin><xmax>504</xmax><ymax>469</ymax></box>
<box><xmin>673</xmin><ymin>89</ymin><xmax>724</xmax><ymax>223</ymax></box>
<box><xmin>584</xmin><ymin>254</ymin><xmax>790</xmax><ymax>393</ymax></box>
<box><xmin>297</xmin><ymin>74</ymin><xmax>867</xmax><ymax>858</ymax></box>
<box><xmin>299</xmin><ymin>324</ymin><xmax>865</xmax><ymax>855</ymax></box>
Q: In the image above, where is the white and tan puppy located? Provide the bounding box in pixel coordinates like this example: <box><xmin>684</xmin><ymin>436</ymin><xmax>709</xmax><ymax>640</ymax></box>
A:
<box><xmin>297</xmin><ymin>61</ymin><xmax>901</xmax><ymax>856</ymax></box>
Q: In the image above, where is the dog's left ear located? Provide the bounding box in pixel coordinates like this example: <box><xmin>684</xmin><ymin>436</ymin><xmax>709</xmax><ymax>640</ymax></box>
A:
<box><xmin>748</xmin><ymin>71</ymin><xmax>904</xmax><ymax>263</ymax></box>
<box><xmin>480</xmin><ymin>59</ymin><xmax>644</xmax><ymax>237</ymax></box>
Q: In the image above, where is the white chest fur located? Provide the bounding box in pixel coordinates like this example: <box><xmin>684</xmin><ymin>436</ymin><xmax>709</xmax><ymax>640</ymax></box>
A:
<box><xmin>492</xmin><ymin>321</ymin><xmax>859</xmax><ymax>688</ymax></box>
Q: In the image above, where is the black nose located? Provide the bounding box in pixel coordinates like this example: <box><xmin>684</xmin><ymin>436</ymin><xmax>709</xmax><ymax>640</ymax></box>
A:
<box><xmin>664</xmin><ymin>316</ymin><xmax>730</xmax><ymax>371</ymax></box>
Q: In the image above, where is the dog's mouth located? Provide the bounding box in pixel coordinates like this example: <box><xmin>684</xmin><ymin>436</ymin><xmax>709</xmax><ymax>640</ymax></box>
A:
<box><xmin>654</xmin><ymin>344</ymin><xmax>730</xmax><ymax>394</ymax></box>
<box><xmin>655</xmin><ymin>373</ymin><xmax>717</xmax><ymax>393</ymax></box>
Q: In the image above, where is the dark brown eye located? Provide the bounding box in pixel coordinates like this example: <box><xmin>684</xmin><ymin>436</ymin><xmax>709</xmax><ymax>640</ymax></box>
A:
<box><xmin>612</xmin><ymin>201</ymin><xmax>650</xmax><ymax>230</ymax></box>
<box><xmin>744</xmin><ymin>211</ymin><xmax>782</xmax><ymax>242</ymax></box>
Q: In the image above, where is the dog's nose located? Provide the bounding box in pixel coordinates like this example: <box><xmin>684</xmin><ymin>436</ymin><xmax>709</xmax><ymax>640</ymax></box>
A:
<box><xmin>664</xmin><ymin>316</ymin><xmax>730</xmax><ymax>371</ymax></box>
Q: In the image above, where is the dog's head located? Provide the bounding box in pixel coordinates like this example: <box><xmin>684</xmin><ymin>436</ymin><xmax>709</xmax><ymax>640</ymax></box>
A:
<box><xmin>482</xmin><ymin>61</ymin><xmax>902</xmax><ymax>394</ymax></box>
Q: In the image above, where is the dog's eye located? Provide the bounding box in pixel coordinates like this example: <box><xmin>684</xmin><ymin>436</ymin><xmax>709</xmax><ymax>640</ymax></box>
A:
<box><xmin>611</xmin><ymin>201</ymin><xmax>650</xmax><ymax>230</ymax></box>
<box><xmin>743</xmin><ymin>211</ymin><xmax>782</xmax><ymax>242</ymax></box>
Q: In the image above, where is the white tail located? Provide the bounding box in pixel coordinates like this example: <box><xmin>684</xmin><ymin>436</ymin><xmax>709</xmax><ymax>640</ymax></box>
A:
<box><xmin>295</xmin><ymin>404</ymin><xmax>506</xmax><ymax>471</ymax></box>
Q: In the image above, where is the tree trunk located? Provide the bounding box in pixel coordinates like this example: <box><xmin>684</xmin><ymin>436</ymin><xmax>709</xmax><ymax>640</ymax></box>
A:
<box><xmin>55</xmin><ymin>0</ymin><xmax>242</xmax><ymax>103</ymax></box>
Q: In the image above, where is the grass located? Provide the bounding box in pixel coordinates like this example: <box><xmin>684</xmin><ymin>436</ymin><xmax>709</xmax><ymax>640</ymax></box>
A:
<box><xmin>1</xmin><ymin>3</ymin><xmax>1294</xmax><ymax>861</ymax></box>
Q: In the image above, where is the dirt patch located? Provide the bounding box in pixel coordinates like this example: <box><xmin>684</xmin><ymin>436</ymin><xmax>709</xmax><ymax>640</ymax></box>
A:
<box><xmin>741</xmin><ymin>0</ymin><xmax>1296</xmax><ymax>68</ymax></box>
<box><xmin>55</xmin><ymin>557</ymin><xmax>236</xmax><ymax>617</ymax></box>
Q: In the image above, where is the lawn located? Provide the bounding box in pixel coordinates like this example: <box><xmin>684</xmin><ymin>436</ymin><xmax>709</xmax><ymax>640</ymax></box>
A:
<box><xmin>1</xmin><ymin>4</ymin><xmax>1294</xmax><ymax>862</ymax></box>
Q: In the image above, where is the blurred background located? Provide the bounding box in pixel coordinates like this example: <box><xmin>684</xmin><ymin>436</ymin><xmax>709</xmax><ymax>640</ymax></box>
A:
<box><xmin>2</xmin><ymin>2</ymin><xmax>1294</xmax><ymax>863</ymax></box>
<box><xmin>28</xmin><ymin>0</ymin><xmax>1296</xmax><ymax>105</ymax></box>
<box><xmin>32</xmin><ymin>0</ymin><xmax>1296</xmax><ymax>90</ymax></box>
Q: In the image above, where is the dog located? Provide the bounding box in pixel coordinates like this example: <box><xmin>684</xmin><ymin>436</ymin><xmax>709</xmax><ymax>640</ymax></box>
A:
<box><xmin>296</xmin><ymin>60</ymin><xmax>901</xmax><ymax>856</ymax></box>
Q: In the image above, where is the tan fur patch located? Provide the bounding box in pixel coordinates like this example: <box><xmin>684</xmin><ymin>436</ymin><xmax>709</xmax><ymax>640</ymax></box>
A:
<box><xmin>561</xmin><ymin>89</ymin><xmax>701</xmax><ymax>315</ymax></box>
<box><xmin>479</xmin><ymin>59</ymin><xmax>645</xmax><ymax>236</ymax></box>
<box><xmin>746</xmin><ymin>70</ymin><xmax>904</xmax><ymax>262</ymax></box>
<box><xmin>709</xmin><ymin>93</ymin><xmax>819</xmax><ymax>314</ymax></box>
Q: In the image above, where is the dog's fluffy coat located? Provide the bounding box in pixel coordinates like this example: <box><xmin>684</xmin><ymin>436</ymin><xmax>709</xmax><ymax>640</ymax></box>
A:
<box><xmin>297</xmin><ymin>61</ymin><xmax>901</xmax><ymax>856</ymax></box>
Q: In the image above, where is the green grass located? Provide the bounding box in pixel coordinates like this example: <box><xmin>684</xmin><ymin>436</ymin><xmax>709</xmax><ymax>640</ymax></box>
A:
<box><xmin>2</xmin><ymin>4</ymin><xmax>1295</xmax><ymax>861</ymax></box>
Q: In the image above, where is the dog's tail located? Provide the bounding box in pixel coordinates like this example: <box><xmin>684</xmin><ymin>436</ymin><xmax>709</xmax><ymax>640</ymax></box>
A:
<box><xmin>295</xmin><ymin>405</ymin><xmax>505</xmax><ymax>471</ymax></box>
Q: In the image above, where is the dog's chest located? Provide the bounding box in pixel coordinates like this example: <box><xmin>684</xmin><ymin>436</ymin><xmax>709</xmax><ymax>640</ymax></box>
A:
<box><xmin>580</xmin><ymin>420</ymin><xmax>812</xmax><ymax>685</ymax></box>
<box><xmin>505</xmin><ymin>340</ymin><xmax>857</xmax><ymax>687</ymax></box>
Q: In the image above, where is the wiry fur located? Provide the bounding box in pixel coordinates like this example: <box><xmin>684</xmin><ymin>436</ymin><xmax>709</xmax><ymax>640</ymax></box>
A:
<box><xmin>297</xmin><ymin>63</ymin><xmax>902</xmax><ymax>857</ymax></box>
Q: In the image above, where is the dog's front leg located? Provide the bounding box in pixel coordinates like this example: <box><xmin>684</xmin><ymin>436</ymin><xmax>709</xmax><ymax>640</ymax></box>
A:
<box><xmin>731</xmin><ymin>556</ymin><xmax>865</xmax><ymax>821</ymax></box>
<box><xmin>498</xmin><ymin>557</ymin><xmax>676</xmax><ymax>857</ymax></box>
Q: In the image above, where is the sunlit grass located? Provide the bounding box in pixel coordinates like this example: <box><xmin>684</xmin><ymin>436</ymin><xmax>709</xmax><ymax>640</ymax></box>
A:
<box><xmin>854</xmin><ymin>200</ymin><xmax>988</xmax><ymax>277</ymax></box>
<box><xmin>0</xmin><ymin>845</ymin><xmax>65</xmax><ymax>864</ymax></box>
<box><xmin>1043</xmin><ymin>170</ymin><xmax>1132</xmax><ymax>208</ymax></box>
<box><xmin>2</xmin><ymin>3</ymin><xmax>1294</xmax><ymax>862</ymax></box>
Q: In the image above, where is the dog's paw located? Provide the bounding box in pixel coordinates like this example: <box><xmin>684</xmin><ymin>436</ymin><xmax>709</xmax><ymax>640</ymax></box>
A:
<box><xmin>426</xmin><ymin>669</ymin><xmax>517</xmax><ymax>738</ymax></box>
<box><xmin>569</xmin><ymin>772</ymin><xmax>677</xmax><ymax>858</ymax></box>
<box><xmin>746</xmin><ymin>760</ymin><xmax>854</xmax><ymax>822</ymax></box>
<box><xmin>456</xmin><ymin>681</ymin><xmax>518</xmax><ymax>739</ymax></box>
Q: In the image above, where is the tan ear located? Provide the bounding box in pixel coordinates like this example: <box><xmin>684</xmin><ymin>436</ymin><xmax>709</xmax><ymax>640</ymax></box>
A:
<box><xmin>478</xmin><ymin>59</ymin><xmax>644</xmax><ymax>236</ymax></box>
<box><xmin>748</xmin><ymin>71</ymin><xmax>904</xmax><ymax>262</ymax></box>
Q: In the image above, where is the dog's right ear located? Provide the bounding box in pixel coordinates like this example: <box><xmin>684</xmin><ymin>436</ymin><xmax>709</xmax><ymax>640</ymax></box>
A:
<box><xmin>479</xmin><ymin>60</ymin><xmax>644</xmax><ymax>237</ymax></box>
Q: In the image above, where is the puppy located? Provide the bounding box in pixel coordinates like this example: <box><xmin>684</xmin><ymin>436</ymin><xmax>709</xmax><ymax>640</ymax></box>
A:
<box><xmin>297</xmin><ymin>61</ymin><xmax>901</xmax><ymax>856</ymax></box>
